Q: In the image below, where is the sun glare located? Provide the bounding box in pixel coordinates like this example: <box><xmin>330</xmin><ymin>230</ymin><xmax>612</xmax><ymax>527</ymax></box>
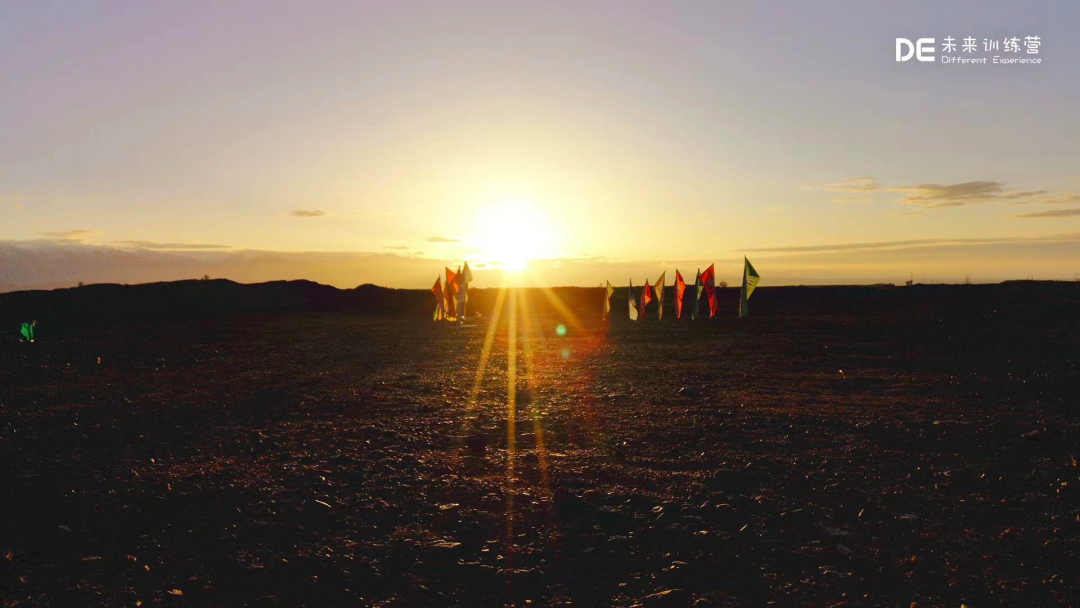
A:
<box><xmin>472</xmin><ymin>199</ymin><xmax>555</xmax><ymax>273</ymax></box>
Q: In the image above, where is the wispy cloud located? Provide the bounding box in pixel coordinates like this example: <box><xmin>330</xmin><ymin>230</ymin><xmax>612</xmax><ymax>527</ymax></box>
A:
<box><xmin>806</xmin><ymin>177</ymin><xmax>881</xmax><ymax>193</ymax></box>
<box><xmin>1000</xmin><ymin>190</ymin><xmax>1050</xmax><ymax>201</ymax></box>
<box><xmin>113</xmin><ymin>240</ymin><xmax>233</xmax><ymax>251</ymax></box>
<box><xmin>746</xmin><ymin>234</ymin><xmax>1080</xmax><ymax>254</ymax></box>
<box><xmin>814</xmin><ymin>178</ymin><xmax>1062</xmax><ymax>209</ymax></box>
<box><xmin>37</xmin><ymin>229</ymin><xmax>94</xmax><ymax>241</ymax></box>
<box><xmin>289</xmin><ymin>208</ymin><xmax>327</xmax><ymax>218</ymax></box>
<box><xmin>1014</xmin><ymin>208</ymin><xmax>1080</xmax><ymax>219</ymax></box>
<box><xmin>890</xmin><ymin>181</ymin><xmax>1006</xmax><ymax>207</ymax></box>
<box><xmin>1041</xmin><ymin>192</ymin><xmax>1080</xmax><ymax>205</ymax></box>
<box><xmin>426</xmin><ymin>236</ymin><xmax>462</xmax><ymax>243</ymax></box>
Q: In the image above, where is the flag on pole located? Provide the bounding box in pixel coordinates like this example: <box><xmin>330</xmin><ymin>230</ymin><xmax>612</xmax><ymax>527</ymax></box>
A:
<box><xmin>641</xmin><ymin>278</ymin><xmax>653</xmax><ymax>320</ymax></box>
<box><xmin>701</xmin><ymin>263</ymin><xmax>718</xmax><ymax>318</ymax></box>
<box><xmin>739</xmin><ymin>256</ymin><xmax>761</xmax><ymax>318</ymax></box>
<box><xmin>604</xmin><ymin>280</ymin><xmax>615</xmax><ymax>319</ymax></box>
<box><xmin>444</xmin><ymin>267</ymin><xmax>458</xmax><ymax>321</ymax></box>
<box><xmin>431</xmin><ymin>276</ymin><xmax>444</xmax><ymax>321</ymax></box>
<box><xmin>653</xmin><ymin>272</ymin><xmax>666</xmax><ymax>320</ymax></box>
<box><xmin>692</xmin><ymin>269</ymin><xmax>703</xmax><ymax>320</ymax></box>
<box><xmin>675</xmin><ymin>270</ymin><xmax>686</xmax><ymax>319</ymax></box>
<box><xmin>459</xmin><ymin>262</ymin><xmax>473</xmax><ymax>320</ymax></box>
<box><xmin>628</xmin><ymin>279</ymin><xmax>639</xmax><ymax>320</ymax></box>
<box><xmin>19</xmin><ymin>321</ymin><xmax>35</xmax><ymax>343</ymax></box>
<box><xmin>455</xmin><ymin>265</ymin><xmax>464</xmax><ymax>322</ymax></box>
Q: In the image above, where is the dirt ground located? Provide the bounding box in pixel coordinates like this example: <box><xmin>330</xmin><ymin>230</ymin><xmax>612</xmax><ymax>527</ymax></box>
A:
<box><xmin>1</xmin><ymin>285</ymin><xmax>1078</xmax><ymax>606</ymax></box>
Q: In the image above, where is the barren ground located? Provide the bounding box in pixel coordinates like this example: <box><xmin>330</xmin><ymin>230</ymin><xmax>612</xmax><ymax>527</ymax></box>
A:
<box><xmin>1</xmin><ymin>285</ymin><xmax>1078</xmax><ymax>606</ymax></box>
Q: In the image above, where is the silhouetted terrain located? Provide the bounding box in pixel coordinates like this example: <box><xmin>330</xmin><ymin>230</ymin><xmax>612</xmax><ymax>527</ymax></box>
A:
<box><xmin>4</xmin><ymin>277</ymin><xmax>1078</xmax><ymax>327</ymax></box>
<box><xmin>1</xmin><ymin>282</ymin><xmax>1078</xmax><ymax>606</ymax></box>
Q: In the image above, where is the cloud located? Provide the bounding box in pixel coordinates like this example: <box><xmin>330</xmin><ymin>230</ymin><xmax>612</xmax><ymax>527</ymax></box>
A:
<box><xmin>806</xmin><ymin>177</ymin><xmax>881</xmax><ymax>193</ymax></box>
<box><xmin>816</xmin><ymin>178</ymin><xmax>1061</xmax><ymax>208</ymax></box>
<box><xmin>113</xmin><ymin>240</ymin><xmax>233</xmax><ymax>251</ymax></box>
<box><xmin>11</xmin><ymin>204</ymin><xmax>22</xmax><ymax>211</ymax></box>
<box><xmin>745</xmin><ymin>234</ymin><xmax>1080</xmax><ymax>254</ymax></box>
<box><xmin>37</xmin><ymin>229</ymin><xmax>94</xmax><ymax>241</ymax></box>
<box><xmin>289</xmin><ymin>208</ymin><xmax>327</xmax><ymax>218</ymax></box>
<box><xmin>1000</xmin><ymin>190</ymin><xmax>1050</xmax><ymax>201</ymax></box>
<box><xmin>890</xmin><ymin>181</ymin><xmax>1007</xmax><ymax>207</ymax></box>
<box><xmin>426</xmin><ymin>236</ymin><xmax>462</xmax><ymax>243</ymax></box>
<box><xmin>0</xmin><ymin>240</ymin><xmax>457</xmax><ymax>292</ymax></box>
<box><xmin>1041</xmin><ymin>193</ymin><xmax>1080</xmax><ymax>205</ymax></box>
<box><xmin>384</xmin><ymin>245</ymin><xmax>410</xmax><ymax>250</ymax></box>
<box><xmin>1014</xmin><ymin>208</ymin><xmax>1080</xmax><ymax>219</ymax></box>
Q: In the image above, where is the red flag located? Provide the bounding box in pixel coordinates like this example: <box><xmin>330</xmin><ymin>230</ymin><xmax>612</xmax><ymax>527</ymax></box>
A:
<box><xmin>675</xmin><ymin>270</ymin><xmax>686</xmax><ymax>319</ymax></box>
<box><xmin>701</xmin><ymin>264</ymin><xmax>718</xmax><ymax>318</ymax></box>
<box><xmin>444</xmin><ymin>267</ymin><xmax>458</xmax><ymax>319</ymax></box>
<box><xmin>642</xmin><ymin>279</ymin><xmax>654</xmax><ymax>308</ymax></box>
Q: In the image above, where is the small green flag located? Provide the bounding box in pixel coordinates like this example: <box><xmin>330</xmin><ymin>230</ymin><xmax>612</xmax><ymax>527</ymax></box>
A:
<box><xmin>739</xmin><ymin>257</ymin><xmax>760</xmax><ymax>318</ymax></box>
<box><xmin>20</xmin><ymin>321</ymin><xmax>35</xmax><ymax>343</ymax></box>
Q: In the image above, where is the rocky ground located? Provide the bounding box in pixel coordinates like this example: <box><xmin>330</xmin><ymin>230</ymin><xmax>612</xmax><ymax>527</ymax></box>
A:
<box><xmin>1</xmin><ymin>285</ymin><xmax>1078</xmax><ymax>606</ymax></box>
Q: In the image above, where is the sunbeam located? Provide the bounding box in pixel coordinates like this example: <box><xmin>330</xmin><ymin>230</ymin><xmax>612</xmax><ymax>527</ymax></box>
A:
<box><xmin>462</xmin><ymin>276</ymin><xmax>509</xmax><ymax>437</ymax></box>
<box><xmin>516</xmin><ymin>294</ymin><xmax>551</xmax><ymax>500</ymax></box>
<box><xmin>504</xmin><ymin>288</ymin><xmax>518</xmax><ymax>584</ymax></box>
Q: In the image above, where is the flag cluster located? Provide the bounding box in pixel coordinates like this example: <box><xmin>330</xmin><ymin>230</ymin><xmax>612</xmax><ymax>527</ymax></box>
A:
<box><xmin>432</xmin><ymin>262</ymin><xmax>473</xmax><ymax>323</ymax></box>
<box><xmin>603</xmin><ymin>258</ymin><xmax>761</xmax><ymax>321</ymax></box>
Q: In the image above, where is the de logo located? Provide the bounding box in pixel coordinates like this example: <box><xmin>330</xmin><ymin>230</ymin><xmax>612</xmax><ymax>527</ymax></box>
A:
<box><xmin>896</xmin><ymin>38</ymin><xmax>935</xmax><ymax>62</ymax></box>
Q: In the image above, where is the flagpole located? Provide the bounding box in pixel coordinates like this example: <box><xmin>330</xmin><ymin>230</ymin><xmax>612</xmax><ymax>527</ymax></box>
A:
<box><xmin>740</xmin><ymin>256</ymin><xmax>749</xmax><ymax>318</ymax></box>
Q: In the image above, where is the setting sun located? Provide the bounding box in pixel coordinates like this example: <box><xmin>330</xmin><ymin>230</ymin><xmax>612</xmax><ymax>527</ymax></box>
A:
<box><xmin>470</xmin><ymin>199</ymin><xmax>557</xmax><ymax>273</ymax></box>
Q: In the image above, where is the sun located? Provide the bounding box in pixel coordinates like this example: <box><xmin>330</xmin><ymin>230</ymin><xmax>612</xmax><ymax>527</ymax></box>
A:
<box><xmin>472</xmin><ymin>199</ymin><xmax>555</xmax><ymax>273</ymax></box>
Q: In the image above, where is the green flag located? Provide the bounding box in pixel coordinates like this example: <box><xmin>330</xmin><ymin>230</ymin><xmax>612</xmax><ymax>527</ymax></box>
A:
<box><xmin>739</xmin><ymin>257</ymin><xmax>760</xmax><ymax>318</ymax></box>
<box><xmin>20</xmin><ymin>321</ymin><xmax>35</xmax><ymax>343</ymax></box>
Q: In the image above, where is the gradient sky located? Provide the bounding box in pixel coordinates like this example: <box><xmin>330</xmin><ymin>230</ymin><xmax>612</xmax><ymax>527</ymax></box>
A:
<box><xmin>2</xmin><ymin>0</ymin><xmax>1079</xmax><ymax>290</ymax></box>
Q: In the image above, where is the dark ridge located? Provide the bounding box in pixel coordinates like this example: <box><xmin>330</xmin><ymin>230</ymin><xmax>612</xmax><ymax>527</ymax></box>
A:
<box><xmin>1</xmin><ymin>278</ymin><xmax>1078</xmax><ymax>328</ymax></box>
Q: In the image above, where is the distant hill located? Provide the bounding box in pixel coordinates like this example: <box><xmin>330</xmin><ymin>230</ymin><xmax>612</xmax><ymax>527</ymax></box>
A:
<box><xmin>0</xmin><ymin>279</ymin><xmax>605</xmax><ymax>327</ymax></box>
<box><xmin>1</xmin><ymin>278</ymin><xmax>1077</xmax><ymax>328</ymax></box>
<box><xmin>0</xmin><ymin>279</ymin><xmax>430</xmax><ymax>326</ymax></box>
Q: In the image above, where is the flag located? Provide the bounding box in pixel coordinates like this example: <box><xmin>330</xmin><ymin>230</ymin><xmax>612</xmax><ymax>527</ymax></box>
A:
<box><xmin>653</xmin><ymin>272</ymin><xmax>666</xmax><ymax>321</ymax></box>
<box><xmin>691</xmin><ymin>269</ymin><xmax>703</xmax><ymax>320</ymax></box>
<box><xmin>455</xmin><ymin>265</ymin><xmax>464</xmax><ymax>321</ymax></box>
<box><xmin>460</xmin><ymin>262</ymin><xmax>473</xmax><ymax>319</ymax></box>
<box><xmin>675</xmin><ymin>270</ymin><xmax>686</xmax><ymax>319</ymax></box>
<box><xmin>444</xmin><ymin>267</ymin><xmax>458</xmax><ymax>321</ymax></box>
<box><xmin>431</xmin><ymin>276</ymin><xmax>444</xmax><ymax>321</ymax></box>
<box><xmin>641</xmin><ymin>279</ymin><xmax>653</xmax><ymax>320</ymax></box>
<box><xmin>604</xmin><ymin>280</ymin><xmax>615</xmax><ymax>319</ymax></box>
<box><xmin>19</xmin><ymin>321</ymin><xmax>34</xmax><ymax>343</ymax></box>
<box><xmin>739</xmin><ymin>256</ymin><xmax>761</xmax><ymax>318</ymax></box>
<box><xmin>628</xmin><ymin>279</ymin><xmax>639</xmax><ymax>321</ymax></box>
<box><xmin>701</xmin><ymin>263</ymin><xmax>718</xmax><ymax>318</ymax></box>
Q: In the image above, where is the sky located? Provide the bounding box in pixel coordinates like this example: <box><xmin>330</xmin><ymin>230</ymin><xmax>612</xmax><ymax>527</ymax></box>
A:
<box><xmin>2</xmin><ymin>0</ymin><xmax>1080</xmax><ymax>291</ymax></box>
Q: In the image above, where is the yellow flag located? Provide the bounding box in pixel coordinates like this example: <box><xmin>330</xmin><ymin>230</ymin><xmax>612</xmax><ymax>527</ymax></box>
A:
<box><xmin>604</xmin><ymin>281</ymin><xmax>615</xmax><ymax>318</ymax></box>
<box><xmin>744</xmin><ymin>257</ymin><xmax>760</xmax><ymax>299</ymax></box>
<box><xmin>740</xmin><ymin>257</ymin><xmax>761</xmax><ymax>318</ymax></box>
